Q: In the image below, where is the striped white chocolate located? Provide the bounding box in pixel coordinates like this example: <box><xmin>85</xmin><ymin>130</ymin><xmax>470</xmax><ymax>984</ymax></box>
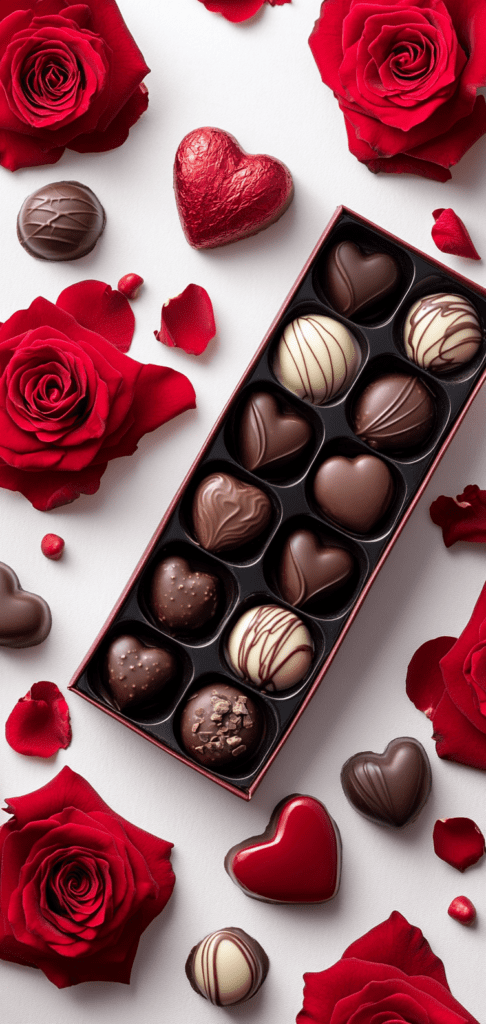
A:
<box><xmin>192</xmin><ymin>928</ymin><xmax>267</xmax><ymax>1005</ymax></box>
<box><xmin>274</xmin><ymin>313</ymin><xmax>359</xmax><ymax>404</ymax></box>
<box><xmin>228</xmin><ymin>603</ymin><xmax>313</xmax><ymax>691</ymax></box>
<box><xmin>404</xmin><ymin>293</ymin><xmax>482</xmax><ymax>374</ymax></box>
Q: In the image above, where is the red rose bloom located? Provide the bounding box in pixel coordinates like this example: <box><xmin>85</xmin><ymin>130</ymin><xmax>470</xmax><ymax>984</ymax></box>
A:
<box><xmin>309</xmin><ymin>0</ymin><xmax>486</xmax><ymax>182</ymax></box>
<box><xmin>0</xmin><ymin>0</ymin><xmax>149</xmax><ymax>171</ymax></box>
<box><xmin>407</xmin><ymin>581</ymin><xmax>486</xmax><ymax>769</ymax></box>
<box><xmin>198</xmin><ymin>0</ymin><xmax>290</xmax><ymax>24</ymax></box>
<box><xmin>297</xmin><ymin>911</ymin><xmax>479</xmax><ymax>1024</ymax></box>
<box><xmin>0</xmin><ymin>767</ymin><xmax>175</xmax><ymax>987</ymax></box>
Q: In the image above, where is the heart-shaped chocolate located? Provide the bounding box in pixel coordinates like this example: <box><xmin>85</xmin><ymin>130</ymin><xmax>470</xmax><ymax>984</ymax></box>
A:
<box><xmin>325</xmin><ymin>240</ymin><xmax>400</xmax><ymax>318</ymax></box>
<box><xmin>341</xmin><ymin>737</ymin><xmax>432</xmax><ymax>828</ymax></box>
<box><xmin>278</xmin><ymin>529</ymin><xmax>354</xmax><ymax>608</ymax></box>
<box><xmin>314</xmin><ymin>454</ymin><xmax>394</xmax><ymax>534</ymax></box>
<box><xmin>225</xmin><ymin>794</ymin><xmax>341</xmax><ymax>904</ymax></box>
<box><xmin>238</xmin><ymin>391</ymin><xmax>312</xmax><ymax>473</ymax></box>
<box><xmin>105</xmin><ymin>635</ymin><xmax>177</xmax><ymax>712</ymax></box>
<box><xmin>192</xmin><ymin>472</ymin><xmax>272</xmax><ymax>553</ymax></box>
<box><xmin>0</xmin><ymin>562</ymin><xmax>51</xmax><ymax>648</ymax></box>
<box><xmin>174</xmin><ymin>127</ymin><xmax>294</xmax><ymax>249</ymax></box>
<box><xmin>150</xmin><ymin>555</ymin><xmax>220</xmax><ymax>632</ymax></box>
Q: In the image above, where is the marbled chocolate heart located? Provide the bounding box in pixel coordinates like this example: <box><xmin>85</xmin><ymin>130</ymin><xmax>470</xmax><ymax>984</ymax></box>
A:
<box><xmin>278</xmin><ymin>529</ymin><xmax>354</xmax><ymax>608</ymax></box>
<box><xmin>0</xmin><ymin>562</ymin><xmax>51</xmax><ymax>648</ymax></box>
<box><xmin>192</xmin><ymin>472</ymin><xmax>272</xmax><ymax>553</ymax></box>
<box><xmin>150</xmin><ymin>555</ymin><xmax>220</xmax><ymax>632</ymax></box>
<box><xmin>238</xmin><ymin>391</ymin><xmax>312</xmax><ymax>473</ymax></box>
<box><xmin>341</xmin><ymin>737</ymin><xmax>431</xmax><ymax>827</ymax></box>
<box><xmin>314</xmin><ymin>454</ymin><xmax>394</xmax><ymax>534</ymax></box>
<box><xmin>325</xmin><ymin>240</ymin><xmax>400</xmax><ymax>318</ymax></box>
<box><xmin>105</xmin><ymin>635</ymin><xmax>177</xmax><ymax>712</ymax></box>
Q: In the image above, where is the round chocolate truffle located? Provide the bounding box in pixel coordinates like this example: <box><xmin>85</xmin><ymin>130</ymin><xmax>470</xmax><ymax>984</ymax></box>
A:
<box><xmin>185</xmin><ymin>927</ymin><xmax>269</xmax><ymax>1006</ymax></box>
<box><xmin>227</xmin><ymin>604</ymin><xmax>313</xmax><ymax>692</ymax></box>
<box><xmin>17</xmin><ymin>181</ymin><xmax>105</xmax><ymax>261</ymax></box>
<box><xmin>192</xmin><ymin>472</ymin><xmax>272</xmax><ymax>553</ymax></box>
<box><xmin>179</xmin><ymin>683</ymin><xmax>265</xmax><ymax>768</ymax></box>
<box><xmin>104</xmin><ymin>635</ymin><xmax>177</xmax><ymax>713</ymax></box>
<box><xmin>404</xmin><ymin>293</ymin><xmax>482</xmax><ymax>374</ymax></box>
<box><xmin>354</xmin><ymin>372</ymin><xmax>435</xmax><ymax>452</ymax></box>
<box><xmin>150</xmin><ymin>555</ymin><xmax>220</xmax><ymax>633</ymax></box>
<box><xmin>273</xmin><ymin>313</ymin><xmax>359</xmax><ymax>405</ymax></box>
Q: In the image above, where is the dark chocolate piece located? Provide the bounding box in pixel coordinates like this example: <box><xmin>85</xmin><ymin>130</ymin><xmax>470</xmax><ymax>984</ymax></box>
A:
<box><xmin>17</xmin><ymin>180</ymin><xmax>105</xmax><ymax>261</ymax></box>
<box><xmin>325</xmin><ymin>240</ymin><xmax>400</xmax><ymax>318</ymax></box>
<box><xmin>278</xmin><ymin>529</ymin><xmax>354</xmax><ymax>608</ymax></box>
<box><xmin>354</xmin><ymin>372</ymin><xmax>435</xmax><ymax>452</ymax></box>
<box><xmin>341</xmin><ymin>736</ymin><xmax>431</xmax><ymax>827</ymax></box>
<box><xmin>104</xmin><ymin>635</ymin><xmax>177</xmax><ymax>712</ymax></box>
<box><xmin>0</xmin><ymin>562</ymin><xmax>51</xmax><ymax>648</ymax></box>
<box><xmin>313</xmin><ymin>454</ymin><xmax>394</xmax><ymax>533</ymax></box>
<box><xmin>192</xmin><ymin>472</ymin><xmax>272</xmax><ymax>553</ymax></box>
<box><xmin>238</xmin><ymin>391</ymin><xmax>312</xmax><ymax>472</ymax></box>
<box><xmin>180</xmin><ymin>682</ymin><xmax>264</xmax><ymax>768</ymax></box>
<box><xmin>404</xmin><ymin>292</ymin><xmax>482</xmax><ymax>373</ymax></box>
<box><xmin>185</xmin><ymin>927</ymin><xmax>269</xmax><ymax>1005</ymax></box>
<box><xmin>150</xmin><ymin>555</ymin><xmax>220</xmax><ymax>632</ymax></box>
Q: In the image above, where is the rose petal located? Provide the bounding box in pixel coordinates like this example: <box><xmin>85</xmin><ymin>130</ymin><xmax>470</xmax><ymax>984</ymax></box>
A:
<box><xmin>56</xmin><ymin>281</ymin><xmax>135</xmax><ymax>353</ymax></box>
<box><xmin>155</xmin><ymin>284</ymin><xmax>216</xmax><ymax>355</ymax></box>
<box><xmin>406</xmin><ymin>636</ymin><xmax>456</xmax><ymax>717</ymax></box>
<box><xmin>117</xmin><ymin>274</ymin><xmax>144</xmax><ymax>300</ymax></box>
<box><xmin>5</xmin><ymin>681</ymin><xmax>71</xmax><ymax>758</ymax></box>
<box><xmin>199</xmin><ymin>0</ymin><xmax>290</xmax><ymax>23</ymax></box>
<box><xmin>432</xmin><ymin>689</ymin><xmax>486</xmax><ymax>768</ymax></box>
<box><xmin>432</xmin><ymin>209</ymin><xmax>481</xmax><ymax>260</ymax></box>
<box><xmin>430</xmin><ymin>485</ymin><xmax>486</xmax><ymax>546</ymax></box>
<box><xmin>448</xmin><ymin>896</ymin><xmax>476</xmax><ymax>925</ymax></box>
<box><xmin>433</xmin><ymin>817</ymin><xmax>485</xmax><ymax>871</ymax></box>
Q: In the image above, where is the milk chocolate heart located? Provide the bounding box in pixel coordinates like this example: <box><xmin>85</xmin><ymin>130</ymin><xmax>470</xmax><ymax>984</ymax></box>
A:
<box><xmin>105</xmin><ymin>635</ymin><xmax>177</xmax><ymax>712</ymax></box>
<box><xmin>150</xmin><ymin>555</ymin><xmax>220</xmax><ymax>632</ymax></box>
<box><xmin>314</xmin><ymin>454</ymin><xmax>394</xmax><ymax>534</ymax></box>
<box><xmin>341</xmin><ymin>737</ymin><xmax>432</xmax><ymax>828</ymax></box>
<box><xmin>238</xmin><ymin>391</ymin><xmax>312</xmax><ymax>473</ymax></box>
<box><xmin>0</xmin><ymin>562</ymin><xmax>51</xmax><ymax>648</ymax></box>
<box><xmin>192</xmin><ymin>472</ymin><xmax>272</xmax><ymax>553</ymax></box>
<box><xmin>325</xmin><ymin>240</ymin><xmax>400</xmax><ymax>318</ymax></box>
<box><xmin>278</xmin><ymin>529</ymin><xmax>354</xmax><ymax>608</ymax></box>
<box><xmin>225</xmin><ymin>794</ymin><xmax>341</xmax><ymax>904</ymax></box>
<box><xmin>174</xmin><ymin>127</ymin><xmax>294</xmax><ymax>249</ymax></box>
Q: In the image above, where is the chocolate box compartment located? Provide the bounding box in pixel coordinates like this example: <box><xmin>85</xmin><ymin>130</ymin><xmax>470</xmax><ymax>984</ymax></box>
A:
<box><xmin>69</xmin><ymin>206</ymin><xmax>486</xmax><ymax>799</ymax></box>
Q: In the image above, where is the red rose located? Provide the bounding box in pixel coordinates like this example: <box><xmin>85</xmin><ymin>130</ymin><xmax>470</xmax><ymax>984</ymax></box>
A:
<box><xmin>0</xmin><ymin>0</ymin><xmax>149</xmax><ymax>171</ymax></box>
<box><xmin>198</xmin><ymin>0</ymin><xmax>290</xmax><ymax>23</ymax></box>
<box><xmin>0</xmin><ymin>282</ymin><xmax>196</xmax><ymax>510</ymax></box>
<box><xmin>407</xmin><ymin>581</ymin><xmax>486</xmax><ymax>769</ymax></box>
<box><xmin>0</xmin><ymin>767</ymin><xmax>175</xmax><ymax>987</ymax></box>
<box><xmin>297</xmin><ymin>911</ymin><xmax>479</xmax><ymax>1024</ymax></box>
<box><xmin>309</xmin><ymin>0</ymin><xmax>486</xmax><ymax>182</ymax></box>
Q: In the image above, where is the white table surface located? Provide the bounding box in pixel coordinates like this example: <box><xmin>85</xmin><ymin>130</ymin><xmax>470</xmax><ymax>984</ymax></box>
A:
<box><xmin>1</xmin><ymin>2</ymin><xmax>486</xmax><ymax>1021</ymax></box>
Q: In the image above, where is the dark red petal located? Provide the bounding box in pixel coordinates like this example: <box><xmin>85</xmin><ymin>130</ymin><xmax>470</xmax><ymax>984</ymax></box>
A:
<box><xmin>430</xmin><ymin>485</ymin><xmax>486</xmax><ymax>546</ymax></box>
<box><xmin>341</xmin><ymin>910</ymin><xmax>450</xmax><ymax>986</ymax></box>
<box><xmin>448</xmin><ymin>896</ymin><xmax>476</xmax><ymax>925</ymax></box>
<box><xmin>0</xmin><ymin>129</ymin><xmax>64</xmax><ymax>172</ymax></box>
<box><xmin>0</xmin><ymin>459</ymin><xmax>106</xmax><ymax>511</ymax></box>
<box><xmin>68</xmin><ymin>84</ymin><xmax>149</xmax><ymax>154</ymax></box>
<box><xmin>5</xmin><ymin>681</ymin><xmax>71</xmax><ymax>757</ymax></box>
<box><xmin>199</xmin><ymin>0</ymin><xmax>266</xmax><ymax>21</ymax></box>
<box><xmin>431</xmin><ymin>689</ymin><xmax>486</xmax><ymax>769</ymax></box>
<box><xmin>433</xmin><ymin>817</ymin><xmax>485</xmax><ymax>871</ymax></box>
<box><xmin>56</xmin><ymin>281</ymin><xmax>135</xmax><ymax>353</ymax></box>
<box><xmin>117</xmin><ymin>274</ymin><xmax>144</xmax><ymax>300</ymax></box>
<box><xmin>406</xmin><ymin>637</ymin><xmax>456</xmax><ymax>717</ymax></box>
<box><xmin>155</xmin><ymin>284</ymin><xmax>216</xmax><ymax>355</ymax></box>
<box><xmin>432</xmin><ymin>209</ymin><xmax>481</xmax><ymax>260</ymax></box>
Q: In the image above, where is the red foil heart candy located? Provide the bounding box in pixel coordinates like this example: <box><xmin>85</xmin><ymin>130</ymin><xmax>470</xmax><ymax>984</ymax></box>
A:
<box><xmin>174</xmin><ymin>127</ymin><xmax>294</xmax><ymax>249</ymax></box>
<box><xmin>224</xmin><ymin>794</ymin><xmax>341</xmax><ymax>903</ymax></box>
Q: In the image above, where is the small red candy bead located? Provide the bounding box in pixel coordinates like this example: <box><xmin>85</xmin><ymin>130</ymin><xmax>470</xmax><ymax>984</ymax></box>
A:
<box><xmin>448</xmin><ymin>896</ymin><xmax>476</xmax><ymax>926</ymax></box>
<box><xmin>41</xmin><ymin>534</ymin><xmax>65</xmax><ymax>560</ymax></box>
<box><xmin>117</xmin><ymin>273</ymin><xmax>144</xmax><ymax>299</ymax></box>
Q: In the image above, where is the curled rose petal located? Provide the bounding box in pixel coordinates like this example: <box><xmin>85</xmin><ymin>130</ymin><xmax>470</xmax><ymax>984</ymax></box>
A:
<box><xmin>433</xmin><ymin>817</ymin><xmax>485</xmax><ymax>871</ymax></box>
<box><xmin>117</xmin><ymin>274</ymin><xmax>144</xmax><ymax>299</ymax></box>
<box><xmin>156</xmin><ymin>284</ymin><xmax>216</xmax><ymax>355</ymax></box>
<box><xmin>430</xmin><ymin>485</ymin><xmax>486</xmax><ymax>546</ymax></box>
<box><xmin>198</xmin><ymin>0</ymin><xmax>290</xmax><ymax>23</ymax></box>
<box><xmin>432</xmin><ymin>209</ymin><xmax>481</xmax><ymax>260</ymax></box>
<box><xmin>5</xmin><ymin>681</ymin><xmax>71</xmax><ymax>757</ymax></box>
<box><xmin>448</xmin><ymin>896</ymin><xmax>477</xmax><ymax>925</ymax></box>
<box><xmin>56</xmin><ymin>281</ymin><xmax>135</xmax><ymax>353</ymax></box>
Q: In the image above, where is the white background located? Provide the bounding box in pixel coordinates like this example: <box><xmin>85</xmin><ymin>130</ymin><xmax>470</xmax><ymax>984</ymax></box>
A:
<box><xmin>1</xmin><ymin>1</ymin><xmax>486</xmax><ymax>1021</ymax></box>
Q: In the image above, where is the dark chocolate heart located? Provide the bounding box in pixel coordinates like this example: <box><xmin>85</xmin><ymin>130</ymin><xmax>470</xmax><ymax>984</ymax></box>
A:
<box><xmin>314</xmin><ymin>454</ymin><xmax>394</xmax><ymax>534</ymax></box>
<box><xmin>105</xmin><ymin>635</ymin><xmax>177</xmax><ymax>712</ymax></box>
<box><xmin>150</xmin><ymin>555</ymin><xmax>220</xmax><ymax>632</ymax></box>
<box><xmin>278</xmin><ymin>529</ymin><xmax>354</xmax><ymax>608</ymax></box>
<box><xmin>0</xmin><ymin>562</ymin><xmax>51</xmax><ymax>648</ymax></box>
<box><xmin>325</xmin><ymin>241</ymin><xmax>400</xmax><ymax>318</ymax></box>
<box><xmin>341</xmin><ymin>737</ymin><xmax>431</xmax><ymax>827</ymax></box>
<box><xmin>238</xmin><ymin>391</ymin><xmax>312</xmax><ymax>473</ymax></box>
<box><xmin>192</xmin><ymin>472</ymin><xmax>272</xmax><ymax>553</ymax></box>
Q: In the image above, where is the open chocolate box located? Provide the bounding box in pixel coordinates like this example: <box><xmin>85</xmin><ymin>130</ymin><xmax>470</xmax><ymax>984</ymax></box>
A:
<box><xmin>69</xmin><ymin>206</ymin><xmax>486</xmax><ymax>799</ymax></box>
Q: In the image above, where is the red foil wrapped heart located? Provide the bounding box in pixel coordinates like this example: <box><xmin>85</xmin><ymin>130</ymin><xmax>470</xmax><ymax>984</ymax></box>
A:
<box><xmin>173</xmin><ymin>127</ymin><xmax>294</xmax><ymax>249</ymax></box>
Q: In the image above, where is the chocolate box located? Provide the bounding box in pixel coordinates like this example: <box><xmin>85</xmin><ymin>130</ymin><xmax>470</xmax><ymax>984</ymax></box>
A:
<box><xmin>69</xmin><ymin>206</ymin><xmax>486</xmax><ymax>799</ymax></box>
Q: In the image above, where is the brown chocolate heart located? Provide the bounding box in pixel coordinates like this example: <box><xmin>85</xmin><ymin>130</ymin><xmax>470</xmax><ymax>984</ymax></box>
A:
<box><xmin>105</xmin><ymin>635</ymin><xmax>177</xmax><ymax>712</ymax></box>
<box><xmin>238</xmin><ymin>391</ymin><xmax>312</xmax><ymax>473</ymax></box>
<box><xmin>314</xmin><ymin>454</ymin><xmax>394</xmax><ymax>534</ymax></box>
<box><xmin>192</xmin><ymin>472</ymin><xmax>272</xmax><ymax>553</ymax></box>
<box><xmin>150</xmin><ymin>555</ymin><xmax>220</xmax><ymax>632</ymax></box>
<box><xmin>278</xmin><ymin>529</ymin><xmax>354</xmax><ymax>608</ymax></box>
<box><xmin>341</xmin><ymin>737</ymin><xmax>431</xmax><ymax>827</ymax></box>
<box><xmin>0</xmin><ymin>562</ymin><xmax>51</xmax><ymax>648</ymax></box>
<box><xmin>325</xmin><ymin>240</ymin><xmax>400</xmax><ymax>318</ymax></box>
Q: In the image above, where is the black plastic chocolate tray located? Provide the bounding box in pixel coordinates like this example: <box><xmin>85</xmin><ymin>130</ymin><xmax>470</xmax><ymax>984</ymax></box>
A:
<box><xmin>70</xmin><ymin>208</ymin><xmax>486</xmax><ymax>798</ymax></box>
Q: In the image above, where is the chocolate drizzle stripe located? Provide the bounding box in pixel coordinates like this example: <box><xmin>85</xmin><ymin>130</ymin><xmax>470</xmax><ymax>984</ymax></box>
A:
<box><xmin>247</xmin><ymin>400</ymin><xmax>268</xmax><ymax>468</ymax></box>
<box><xmin>23</xmin><ymin>195</ymin><xmax>102</xmax><ymax>243</ymax></box>
<box><xmin>353</xmin><ymin>763</ymin><xmax>396</xmax><ymax>823</ymax></box>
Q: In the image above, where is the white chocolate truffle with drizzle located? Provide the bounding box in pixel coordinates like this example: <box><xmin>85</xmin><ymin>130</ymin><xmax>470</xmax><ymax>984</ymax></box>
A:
<box><xmin>185</xmin><ymin>927</ymin><xmax>269</xmax><ymax>1006</ymax></box>
<box><xmin>274</xmin><ymin>313</ymin><xmax>359</xmax><ymax>404</ymax></box>
<box><xmin>227</xmin><ymin>603</ymin><xmax>313</xmax><ymax>692</ymax></box>
<box><xmin>404</xmin><ymin>293</ymin><xmax>482</xmax><ymax>374</ymax></box>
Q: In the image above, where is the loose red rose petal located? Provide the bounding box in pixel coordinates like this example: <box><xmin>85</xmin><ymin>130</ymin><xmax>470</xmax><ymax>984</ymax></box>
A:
<box><xmin>432</xmin><ymin>209</ymin><xmax>481</xmax><ymax>260</ymax></box>
<box><xmin>117</xmin><ymin>274</ymin><xmax>144</xmax><ymax>299</ymax></box>
<box><xmin>56</xmin><ymin>280</ymin><xmax>135</xmax><ymax>353</ymax></box>
<box><xmin>5</xmin><ymin>681</ymin><xmax>71</xmax><ymax>758</ymax></box>
<box><xmin>156</xmin><ymin>284</ymin><xmax>216</xmax><ymax>355</ymax></box>
<box><xmin>448</xmin><ymin>896</ymin><xmax>476</xmax><ymax>925</ymax></box>
<box><xmin>433</xmin><ymin>817</ymin><xmax>485</xmax><ymax>871</ymax></box>
<box><xmin>41</xmin><ymin>534</ymin><xmax>65</xmax><ymax>560</ymax></box>
<box><xmin>430</xmin><ymin>485</ymin><xmax>486</xmax><ymax>546</ymax></box>
<box><xmin>199</xmin><ymin>0</ymin><xmax>290</xmax><ymax>23</ymax></box>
